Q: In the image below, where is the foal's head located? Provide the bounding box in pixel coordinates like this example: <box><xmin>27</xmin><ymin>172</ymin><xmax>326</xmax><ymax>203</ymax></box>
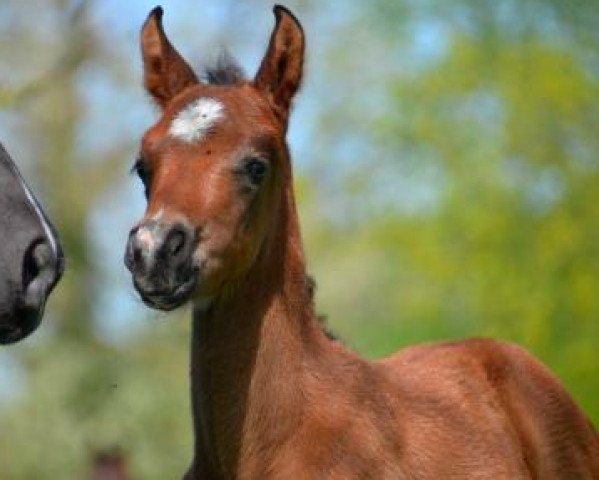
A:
<box><xmin>125</xmin><ymin>5</ymin><xmax>304</xmax><ymax>310</ymax></box>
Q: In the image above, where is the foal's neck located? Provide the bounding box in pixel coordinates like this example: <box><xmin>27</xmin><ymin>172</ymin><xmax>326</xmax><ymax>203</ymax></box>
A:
<box><xmin>190</xmin><ymin>171</ymin><xmax>330</xmax><ymax>477</ymax></box>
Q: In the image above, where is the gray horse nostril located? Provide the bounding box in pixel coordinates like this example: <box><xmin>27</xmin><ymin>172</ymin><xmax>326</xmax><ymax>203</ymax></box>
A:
<box><xmin>22</xmin><ymin>246</ymin><xmax>40</xmax><ymax>289</ymax></box>
<box><xmin>22</xmin><ymin>240</ymin><xmax>53</xmax><ymax>289</ymax></box>
<box><xmin>19</xmin><ymin>240</ymin><xmax>60</xmax><ymax>313</ymax></box>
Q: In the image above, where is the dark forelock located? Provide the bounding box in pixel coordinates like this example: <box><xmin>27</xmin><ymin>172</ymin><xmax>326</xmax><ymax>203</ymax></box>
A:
<box><xmin>204</xmin><ymin>51</ymin><xmax>245</xmax><ymax>85</ymax></box>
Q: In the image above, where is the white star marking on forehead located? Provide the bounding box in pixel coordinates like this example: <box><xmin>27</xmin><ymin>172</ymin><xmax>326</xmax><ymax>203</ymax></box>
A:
<box><xmin>169</xmin><ymin>97</ymin><xmax>224</xmax><ymax>143</ymax></box>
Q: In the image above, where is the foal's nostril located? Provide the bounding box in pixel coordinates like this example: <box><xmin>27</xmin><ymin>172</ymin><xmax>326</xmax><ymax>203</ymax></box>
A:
<box><xmin>166</xmin><ymin>228</ymin><xmax>187</xmax><ymax>258</ymax></box>
<box><xmin>133</xmin><ymin>242</ymin><xmax>143</xmax><ymax>264</ymax></box>
<box><xmin>125</xmin><ymin>226</ymin><xmax>141</xmax><ymax>271</ymax></box>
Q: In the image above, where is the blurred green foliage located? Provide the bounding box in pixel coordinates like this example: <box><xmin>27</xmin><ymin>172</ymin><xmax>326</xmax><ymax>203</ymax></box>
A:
<box><xmin>304</xmin><ymin>0</ymin><xmax>599</xmax><ymax>422</ymax></box>
<box><xmin>0</xmin><ymin>0</ymin><xmax>597</xmax><ymax>478</ymax></box>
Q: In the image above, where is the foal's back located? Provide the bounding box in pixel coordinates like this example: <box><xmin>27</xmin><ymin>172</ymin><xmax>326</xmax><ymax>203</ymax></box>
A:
<box><xmin>379</xmin><ymin>338</ymin><xmax>599</xmax><ymax>478</ymax></box>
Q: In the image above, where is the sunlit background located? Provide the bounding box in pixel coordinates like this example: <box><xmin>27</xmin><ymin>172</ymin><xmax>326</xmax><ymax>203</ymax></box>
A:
<box><xmin>0</xmin><ymin>0</ymin><xmax>598</xmax><ymax>478</ymax></box>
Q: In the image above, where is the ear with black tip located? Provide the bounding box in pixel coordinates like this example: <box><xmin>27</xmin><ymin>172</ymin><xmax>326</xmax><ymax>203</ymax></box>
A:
<box><xmin>254</xmin><ymin>5</ymin><xmax>305</xmax><ymax>127</ymax></box>
<box><xmin>141</xmin><ymin>6</ymin><xmax>199</xmax><ymax>108</ymax></box>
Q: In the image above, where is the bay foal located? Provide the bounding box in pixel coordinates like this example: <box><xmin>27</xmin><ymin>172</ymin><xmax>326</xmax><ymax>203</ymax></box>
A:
<box><xmin>125</xmin><ymin>6</ymin><xmax>599</xmax><ymax>479</ymax></box>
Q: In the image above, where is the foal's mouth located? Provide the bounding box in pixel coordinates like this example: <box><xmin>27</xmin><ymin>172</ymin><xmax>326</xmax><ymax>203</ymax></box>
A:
<box><xmin>135</xmin><ymin>274</ymin><xmax>198</xmax><ymax>311</ymax></box>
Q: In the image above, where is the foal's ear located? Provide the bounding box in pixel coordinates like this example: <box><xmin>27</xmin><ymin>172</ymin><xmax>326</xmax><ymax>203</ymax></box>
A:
<box><xmin>141</xmin><ymin>6</ymin><xmax>199</xmax><ymax>108</ymax></box>
<box><xmin>254</xmin><ymin>5</ymin><xmax>305</xmax><ymax>126</ymax></box>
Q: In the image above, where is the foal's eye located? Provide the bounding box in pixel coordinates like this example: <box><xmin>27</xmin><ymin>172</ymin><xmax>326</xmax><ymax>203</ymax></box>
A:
<box><xmin>133</xmin><ymin>159</ymin><xmax>148</xmax><ymax>183</ymax></box>
<box><xmin>244</xmin><ymin>157</ymin><xmax>269</xmax><ymax>185</ymax></box>
<box><xmin>131</xmin><ymin>158</ymin><xmax>151</xmax><ymax>198</ymax></box>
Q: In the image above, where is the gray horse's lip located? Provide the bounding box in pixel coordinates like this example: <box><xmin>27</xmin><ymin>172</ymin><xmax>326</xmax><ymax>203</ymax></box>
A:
<box><xmin>0</xmin><ymin>324</ymin><xmax>22</xmax><ymax>344</ymax></box>
<box><xmin>0</xmin><ymin>274</ymin><xmax>54</xmax><ymax>345</ymax></box>
<box><xmin>0</xmin><ymin>306</ymin><xmax>41</xmax><ymax>345</ymax></box>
